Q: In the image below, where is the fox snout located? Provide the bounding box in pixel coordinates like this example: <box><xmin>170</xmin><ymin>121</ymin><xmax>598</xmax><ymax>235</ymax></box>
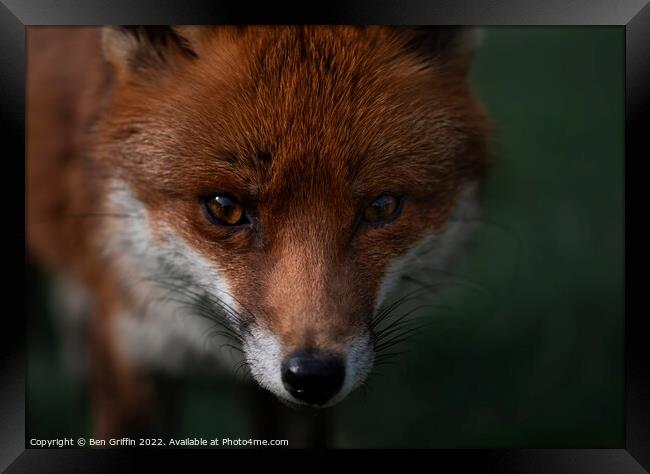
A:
<box><xmin>243</xmin><ymin>325</ymin><xmax>374</xmax><ymax>408</ymax></box>
<box><xmin>241</xmin><ymin>276</ymin><xmax>375</xmax><ymax>408</ymax></box>
<box><xmin>233</xmin><ymin>226</ymin><xmax>380</xmax><ymax>407</ymax></box>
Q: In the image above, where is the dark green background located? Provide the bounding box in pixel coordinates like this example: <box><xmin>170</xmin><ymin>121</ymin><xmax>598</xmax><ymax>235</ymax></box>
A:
<box><xmin>28</xmin><ymin>27</ymin><xmax>624</xmax><ymax>447</ymax></box>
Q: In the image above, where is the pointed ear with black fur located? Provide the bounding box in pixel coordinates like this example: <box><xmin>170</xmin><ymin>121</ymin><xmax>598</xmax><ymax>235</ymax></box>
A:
<box><xmin>398</xmin><ymin>26</ymin><xmax>481</xmax><ymax>71</ymax></box>
<box><xmin>102</xmin><ymin>26</ymin><xmax>198</xmax><ymax>79</ymax></box>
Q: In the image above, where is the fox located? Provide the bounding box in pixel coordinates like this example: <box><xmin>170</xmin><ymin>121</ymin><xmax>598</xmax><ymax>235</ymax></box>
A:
<box><xmin>26</xmin><ymin>26</ymin><xmax>491</xmax><ymax>444</ymax></box>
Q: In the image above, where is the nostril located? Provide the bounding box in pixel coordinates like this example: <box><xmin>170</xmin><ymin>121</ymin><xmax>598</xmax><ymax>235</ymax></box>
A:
<box><xmin>281</xmin><ymin>351</ymin><xmax>345</xmax><ymax>406</ymax></box>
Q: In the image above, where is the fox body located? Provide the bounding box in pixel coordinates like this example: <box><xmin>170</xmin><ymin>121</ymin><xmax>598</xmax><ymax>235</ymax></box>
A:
<box><xmin>27</xmin><ymin>26</ymin><xmax>490</xmax><ymax>437</ymax></box>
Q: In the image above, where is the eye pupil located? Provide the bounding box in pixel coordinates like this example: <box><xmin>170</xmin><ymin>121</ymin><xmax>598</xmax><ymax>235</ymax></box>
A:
<box><xmin>364</xmin><ymin>194</ymin><xmax>401</xmax><ymax>223</ymax></box>
<box><xmin>204</xmin><ymin>195</ymin><xmax>245</xmax><ymax>226</ymax></box>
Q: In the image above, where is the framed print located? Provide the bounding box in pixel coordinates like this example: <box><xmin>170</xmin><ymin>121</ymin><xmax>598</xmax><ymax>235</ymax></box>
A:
<box><xmin>2</xmin><ymin>0</ymin><xmax>646</xmax><ymax>471</ymax></box>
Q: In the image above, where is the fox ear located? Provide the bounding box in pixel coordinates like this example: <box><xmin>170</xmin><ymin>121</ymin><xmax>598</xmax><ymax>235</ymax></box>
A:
<box><xmin>399</xmin><ymin>26</ymin><xmax>481</xmax><ymax>69</ymax></box>
<box><xmin>102</xmin><ymin>26</ymin><xmax>198</xmax><ymax>77</ymax></box>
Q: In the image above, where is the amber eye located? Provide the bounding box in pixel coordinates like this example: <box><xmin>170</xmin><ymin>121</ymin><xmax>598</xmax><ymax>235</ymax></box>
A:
<box><xmin>363</xmin><ymin>194</ymin><xmax>402</xmax><ymax>224</ymax></box>
<box><xmin>203</xmin><ymin>195</ymin><xmax>248</xmax><ymax>226</ymax></box>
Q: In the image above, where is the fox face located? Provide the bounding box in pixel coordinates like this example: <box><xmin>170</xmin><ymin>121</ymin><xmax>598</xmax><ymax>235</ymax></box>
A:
<box><xmin>90</xmin><ymin>26</ymin><xmax>490</xmax><ymax>407</ymax></box>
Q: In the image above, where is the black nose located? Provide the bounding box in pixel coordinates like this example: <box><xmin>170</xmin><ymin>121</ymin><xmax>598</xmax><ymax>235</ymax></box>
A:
<box><xmin>281</xmin><ymin>351</ymin><xmax>345</xmax><ymax>406</ymax></box>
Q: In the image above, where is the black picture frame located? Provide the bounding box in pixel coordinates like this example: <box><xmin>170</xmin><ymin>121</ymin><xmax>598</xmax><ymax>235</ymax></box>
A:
<box><xmin>3</xmin><ymin>0</ymin><xmax>646</xmax><ymax>471</ymax></box>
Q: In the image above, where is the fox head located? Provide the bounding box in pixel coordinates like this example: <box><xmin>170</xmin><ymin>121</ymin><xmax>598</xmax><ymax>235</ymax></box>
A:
<box><xmin>92</xmin><ymin>26</ymin><xmax>490</xmax><ymax>407</ymax></box>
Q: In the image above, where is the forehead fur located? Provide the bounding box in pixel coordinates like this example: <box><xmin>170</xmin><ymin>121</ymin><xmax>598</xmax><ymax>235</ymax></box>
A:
<box><xmin>98</xmin><ymin>26</ymin><xmax>490</xmax><ymax>202</ymax></box>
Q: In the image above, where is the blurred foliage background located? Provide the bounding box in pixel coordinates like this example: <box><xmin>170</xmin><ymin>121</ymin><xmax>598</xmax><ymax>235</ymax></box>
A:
<box><xmin>27</xmin><ymin>27</ymin><xmax>624</xmax><ymax>448</ymax></box>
